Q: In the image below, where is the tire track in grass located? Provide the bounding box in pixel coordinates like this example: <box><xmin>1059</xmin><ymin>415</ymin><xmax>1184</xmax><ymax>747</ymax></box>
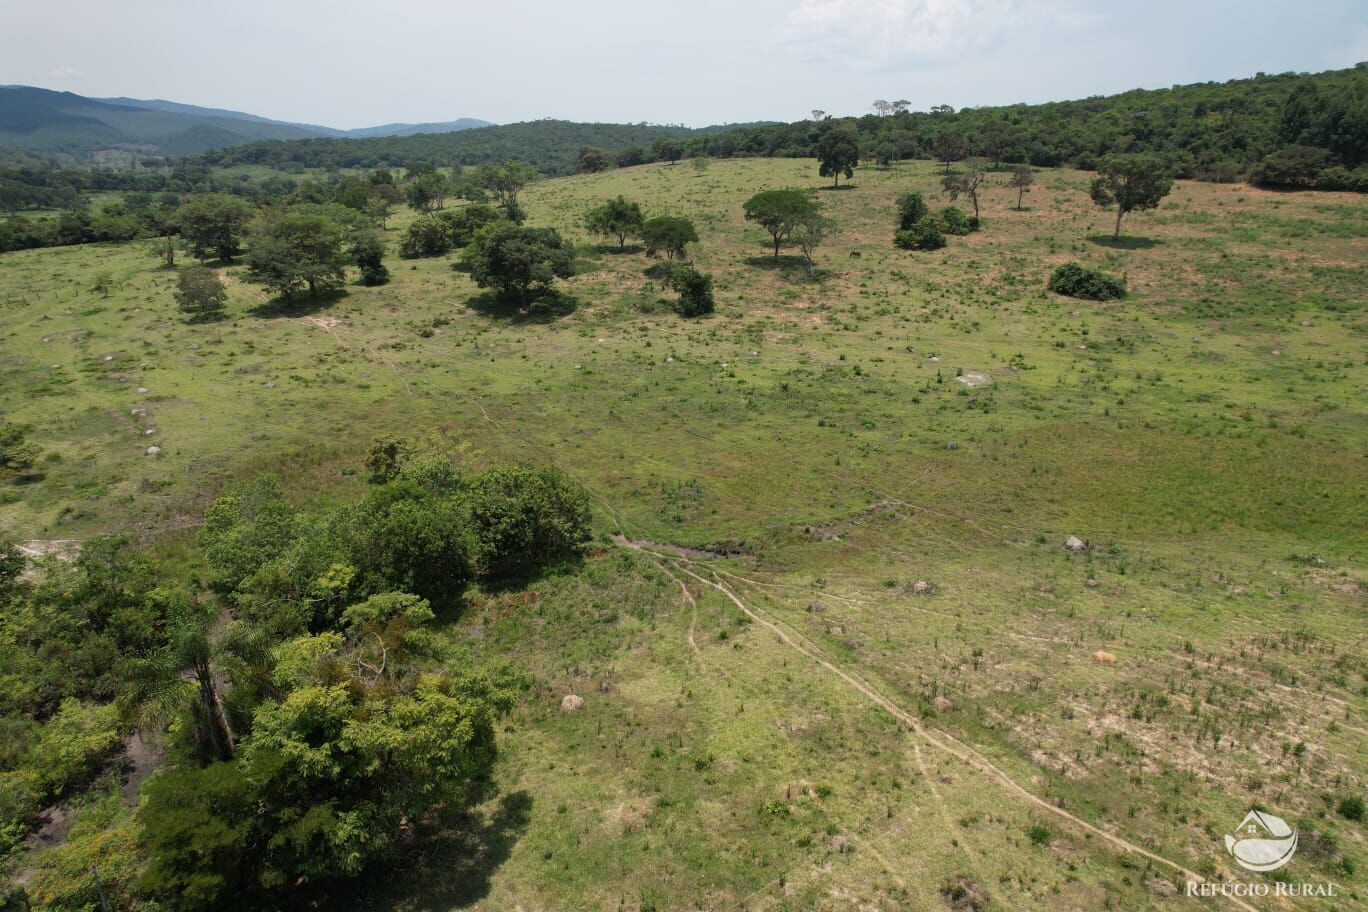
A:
<box><xmin>666</xmin><ymin>557</ymin><xmax>1258</xmax><ymax>912</ymax></box>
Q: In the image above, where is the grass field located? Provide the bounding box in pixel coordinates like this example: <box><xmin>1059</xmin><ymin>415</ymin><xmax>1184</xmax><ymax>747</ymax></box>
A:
<box><xmin>2</xmin><ymin>158</ymin><xmax>1365</xmax><ymax>910</ymax></box>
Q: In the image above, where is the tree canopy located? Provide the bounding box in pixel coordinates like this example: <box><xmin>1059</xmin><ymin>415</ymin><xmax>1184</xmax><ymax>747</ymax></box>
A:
<box><xmin>742</xmin><ymin>188</ymin><xmax>819</xmax><ymax>258</ymax></box>
<box><xmin>1089</xmin><ymin>154</ymin><xmax>1175</xmax><ymax>239</ymax></box>
<box><xmin>463</xmin><ymin>223</ymin><xmax>575</xmax><ymax>302</ymax></box>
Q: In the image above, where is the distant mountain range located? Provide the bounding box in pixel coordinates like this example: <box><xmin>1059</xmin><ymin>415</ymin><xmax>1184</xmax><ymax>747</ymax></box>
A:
<box><xmin>0</xmin><ymin>86</ymin><xmax>492</xmax><ymax>160</ymax></box>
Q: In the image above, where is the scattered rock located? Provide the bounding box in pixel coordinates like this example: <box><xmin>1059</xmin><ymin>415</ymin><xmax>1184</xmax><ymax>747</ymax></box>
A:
<box><xmin>136</xmin><ymin>387</ymin><xmax>148</xmax><ymax>394</ymax></box>
<box><xmin>955</xmin><ymin>371</ymin><xmax>992</xmax><ymax>388</ymax></box>
<box><xmin>827</xmin><ymin>625</ymin><xmax>843</xmax><ymax>636</ymax></box>
<box><xmin>927</xmin><ymin>355</ymin><xmax>940</xmax><ymax>363</ymax></box>
<box><xmin>665</xmin><ymin>356</ymin><xmax>674</xmax><ymax>363</ymax></box>
<box><xmin>1092</xmin><ymin>650</ymin><xmax>1116</xmax><ymax>665</ymax></box>
<box><xmin>560</xmin><ymin>694</ymin><xmax>584</xmax><ymax>714</ymax></box>
<box><xmin>1270</xmin><ymin>350</ymin><xmax>1280</xmax><ymax>356</ymax></box>
<box><xmin>829</xmin><ymin>834</ymin><xmax>850</xmax><ymax>854</ymax></box>
<box><xmin>807</xmin><ymin>601</ymin><xmax>827</xmax><ymax>613</ymax></box>
<box><xmin>911</xmin><ymin>580</ymin><xmax>933</xmax><ymax>595</ymax></box>
<box><xmin>145</xmin><ymin>446</ymin><xmax>162</xmax><ymax>456</ymax></box>
<box><xmin>1064</xmin><ymin>536</ymin><xmax>1087</xmax><ymax>553</ymax></box>
<box><xmin>1085</xmin><ymin>577</ymin><xmax>1099</xmax><ymax>588</ymax></box>
<box><xmin>932</xmin><ymin>696</ymin><xmax>954</xmax><ymax>712</ymax></box>
<box><xmin>102</xmin><ymin>355</ymin><xmax>113</xmax><ymax>362</ymax></box>
<box><xmin>265</xmin><ymin>382</ymin><xmax>276</xmax><ymax>389</ymax></box>
<box><xmin>144</xmin><ymin>428</ymin><xmax>156</xmax><ymax>436</ymax></box>
<box><xmin>1300</xmin><ymin>320</ymin><xmax>1311</xmax><ymax>327</ymax></box>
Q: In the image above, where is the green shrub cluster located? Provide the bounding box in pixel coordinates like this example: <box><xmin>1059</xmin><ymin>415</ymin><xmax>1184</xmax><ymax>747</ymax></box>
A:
<box><xmin>1047</xmin><ymin>262</ymin><xmax>1127</xmax><ymax>300</ymax></box>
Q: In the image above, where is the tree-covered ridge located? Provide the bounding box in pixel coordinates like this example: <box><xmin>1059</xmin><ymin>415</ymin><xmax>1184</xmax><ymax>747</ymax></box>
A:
<box><xmin>195</xmin><ymin>119</ymin><xmax>772</xmax><ymax>175</ymax></box>
<box><xmin>694</xmin><ymin>66</ymin><xmax>1367</xmax><ymax>189</ymax></box>
<box><xmin>177</xmin><ymin>66</ymin><xmax>1368</xmax><ymax>189</ymax></box>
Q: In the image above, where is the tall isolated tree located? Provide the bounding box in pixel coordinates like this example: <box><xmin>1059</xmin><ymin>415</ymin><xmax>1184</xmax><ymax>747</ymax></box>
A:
<box><xmin>584</xmin><ymin>195</ymin><xmax>645</xmax><ymax>247</ymax></box>
<box><xmin>943</xmin><ymin>158</ymin><xmax>987</xmax><ymax>220</ymax></box>
<box><xmin>177</xmin><ymin>194</ymin><xmax>255</xmax><ymax>262</ymax></box>
<box><xmin>1089</xmin><ymin>154</ymin><xmax>1175</xmax><ymax>240</ymax></box>
<box><xmin>742</xmin><ymin>188</ymin><xmax>819</xmax><ymax>258</ymax></box>
<box><xmin>932</xmin><ymin>131</ymin><xmax>969</xmax><ymax>174</ymax></box>
<box><xmin>640</xmin><ymin>215</ymin><xmax>698</xmax><ymax>261</ymax></box>
<box><xmin>477</xmin><ymin>161</ymin><xmax>539</xmax><ymax>222</ymax></box>
<box><xmin>1009</xmin><ymin>165</ymin><xmax>1035</xmax><ymax>209</ymax></box>
<box><xmin>817</xmin><ymin>125</ymin><xmax>860</xmax><ymax>188</ymax></box>
<box><xmin>175</xmin><ymin>266</ymin><xmax>228</xmax><ymax>321</ymax></box>
<box><xmin>245</xmin><ymin>211</ymin><xmax>351</xmax><ymax>299</ymax></box>
<box><xmin>872</xmin><ymin>99</ymin><xmax>893</xmax><ymax>117</ymax></box>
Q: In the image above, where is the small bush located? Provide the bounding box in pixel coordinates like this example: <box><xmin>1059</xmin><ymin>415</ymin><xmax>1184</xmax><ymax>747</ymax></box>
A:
<box><xmin>894</xmin><ymin>223</ymin><xmax>946</xmax><ymax>251</ymax></box>
<box><xmin>1026</xmin><ymin>823</ymin><xmax>1051</xmax><ymax>846</ymax></box>
<box><xmin>1338</xmin><ymin>795</ymin><xmax>1365</xmax><ymax>822</ymax></box>
<box><xmin>1047</xmin><ymin>262</ymin><xmax>1126</xmax><ymax>301</ymax></box>
<box><xmin>668</xmin><ymin>266</ymin><xmax>715</xmax><ymax>317</ymax></box>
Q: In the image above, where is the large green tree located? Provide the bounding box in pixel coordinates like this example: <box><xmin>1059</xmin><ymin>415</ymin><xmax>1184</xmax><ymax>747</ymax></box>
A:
<box><xmin>585</xmin><ymin>195</ymin><xmax>645</xmax><ymax>248</ymax></box>
<box><xmin>476</xmin><ymin>162</ymin><xmax>539</xmax><ymax>223</ymax></box>
<box><xmin>742</xmin><ymin>188</ymin><xmax>819</xmax><ymax>257</ymax></box>
<box><xmin>174</xmin><ymin>265</ymin><xmax>228</xmax><ymax>321</ymax></box>
<box><xmin>463</xmin><ymin>223</ymin><xmax>575</xmax><ymax>303</ymax></box>
<box><xmin>176</xmin><ymin>194</ymin><xmax>255</xmax><ymax>262</ymax></box>
<box><xmin>245</xmin><ymin>211</ymin><xmax>351</xmax><ymax>299</ymax></box>
<box><xmin>640</xmin><ymin>215</ymin><xmax>698</xmax><ymax>261</ymax></box>
<box><xmin>816</xmin><ymin>125</ymin><xmax>860</xmax><ymax>188</ymax></box>
<box><xmin>402</xmin><ymin>171</ymin><xmax>450</xmax><ymax>213</ymax></box>
<box><xmin>1089</xmin><ymin>154</ymin><xmax>1175</xmax><ymax>239</ymax></box>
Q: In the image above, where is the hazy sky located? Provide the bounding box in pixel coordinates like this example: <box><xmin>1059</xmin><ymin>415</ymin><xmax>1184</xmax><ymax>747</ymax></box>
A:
<box><xmin>4</xmin><ymin>0</ymin><xmax>1366</xmax><ymax>128</ymax></box>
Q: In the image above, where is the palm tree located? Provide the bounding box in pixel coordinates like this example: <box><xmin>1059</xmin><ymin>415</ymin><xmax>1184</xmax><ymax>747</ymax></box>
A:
<box><xmin>119</xmin><ymin>614</ymin><xmax>273</xmax><ymax>764</ymax></box>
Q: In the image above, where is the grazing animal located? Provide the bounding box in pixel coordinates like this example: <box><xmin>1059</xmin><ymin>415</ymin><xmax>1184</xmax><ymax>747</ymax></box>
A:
<box><xmin>1093</xmin><ymin>650</ymin><xmax>1117</xmax><ymax>664</ymax></box>
<box><xmin>849</xmin><ymin>250</ymin><xmax>862</xmax><ymax>259</ymax></box>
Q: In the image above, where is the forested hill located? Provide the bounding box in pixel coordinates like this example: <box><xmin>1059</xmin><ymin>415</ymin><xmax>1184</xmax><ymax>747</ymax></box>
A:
<box><xmin>197</xmin><ymin>120</ymin><xmax>773</xmax><ymax>175</ymax></box>
<box><xmin>201</xmin><ymin>66</ymin><xmax>1366</xmax><ymax>189</ymax></box>
<box><xmin>698</xmin><ymin>66</ymin><xmax>1368</xmax><ymax>189</ymax></box>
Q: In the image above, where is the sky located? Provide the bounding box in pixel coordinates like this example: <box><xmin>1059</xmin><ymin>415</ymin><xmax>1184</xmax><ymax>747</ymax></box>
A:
<box><xmin>4</xmin><ymin>0</ymin><xmax>1366</xmax><ymax>129</ymax></box>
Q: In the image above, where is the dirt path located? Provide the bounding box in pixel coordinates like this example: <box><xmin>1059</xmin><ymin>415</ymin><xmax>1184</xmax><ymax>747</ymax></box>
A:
<box><xmin>628</xmin><ymin>543</ymin><xmax>1258</xmax><ymax>912</ymax></box>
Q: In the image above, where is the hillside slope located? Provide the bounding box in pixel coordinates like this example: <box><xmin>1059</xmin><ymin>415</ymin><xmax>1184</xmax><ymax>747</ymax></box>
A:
<box><xmin>0</xmin><ymin>87</ymin><xmax>493</xmax><ymax>160</ymax></box>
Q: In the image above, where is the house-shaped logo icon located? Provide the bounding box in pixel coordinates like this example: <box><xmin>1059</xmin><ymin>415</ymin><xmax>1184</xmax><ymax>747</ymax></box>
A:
<box><xmin>1224</xmin><ymin>810</ymin><xmax>1298</xmax><ymax>872</ymax></box>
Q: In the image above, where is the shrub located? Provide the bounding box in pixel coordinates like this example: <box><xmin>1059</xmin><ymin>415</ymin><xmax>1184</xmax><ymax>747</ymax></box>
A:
<box><xmin>466</xmin><ymin>465</ymin><xmax>592</xmax><ymax>576</ymax></box>
<box><xmin>896</xmin><ymin>191</ymin><xmax>928</xmax><ymax>230</ymax></box>
<box><xmin>932</xmin><ymin>206</ymin><xmax>975</xmax><ymax>236</ymax></box>
<box><xmin>1338</xmin><ymin>795</ymin><xmax>1365</xmax><ymax>822</ymax></box>
<box><xmin>894</xmin><ymin>222</ymin><xmax>946</xmax><ymax>251</ymax></box>
<box><xmin>668</xmin><ymin>267</ymin><xmax>715</xmax><ymax>317</ymax></box>
<box><xmin>174</xmin><ymin>266</ymin><xmax>228</xmax><ymax>321</ymax></box>
<box><xmin>1047</xmin><ymin>262</ymin><xmax>1127</xmax><ymax>301</ymax></box>
<box><xmin>398</xmin><ymin>216</ymin><xmax>451</xmax><ymax>259</ymax></box>
<box><xmin>1026</xmin><ymin>823</ymin><xmax>1051</xmax><ymax>846</ymax></box>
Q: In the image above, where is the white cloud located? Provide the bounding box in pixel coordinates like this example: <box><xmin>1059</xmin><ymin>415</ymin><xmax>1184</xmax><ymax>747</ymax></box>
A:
<box><xmin>782</xmin><ymin>0</ymin><xmax>1077</xmax><ymax>69</ymax></box>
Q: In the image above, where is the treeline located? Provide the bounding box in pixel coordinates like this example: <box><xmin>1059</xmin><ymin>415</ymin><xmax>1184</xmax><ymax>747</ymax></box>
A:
<box><xmin>688</xmin><ymin>67</ymin><xmax>1367</xmax><ymax>190</ymax></box>
<box><xmin>0</xmin><ymin>456</ymin><xmax>591</xmax><ymax>909</ymax></box>
<box><xmin>195</xmin><ymin>119</ymin><xmax>766</xmax><ymax>175</ymax></box>
<box><xmin>196</xmin><ymin>67</ymin><xmax>1366</xmax><ymax>191</ymax></box>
